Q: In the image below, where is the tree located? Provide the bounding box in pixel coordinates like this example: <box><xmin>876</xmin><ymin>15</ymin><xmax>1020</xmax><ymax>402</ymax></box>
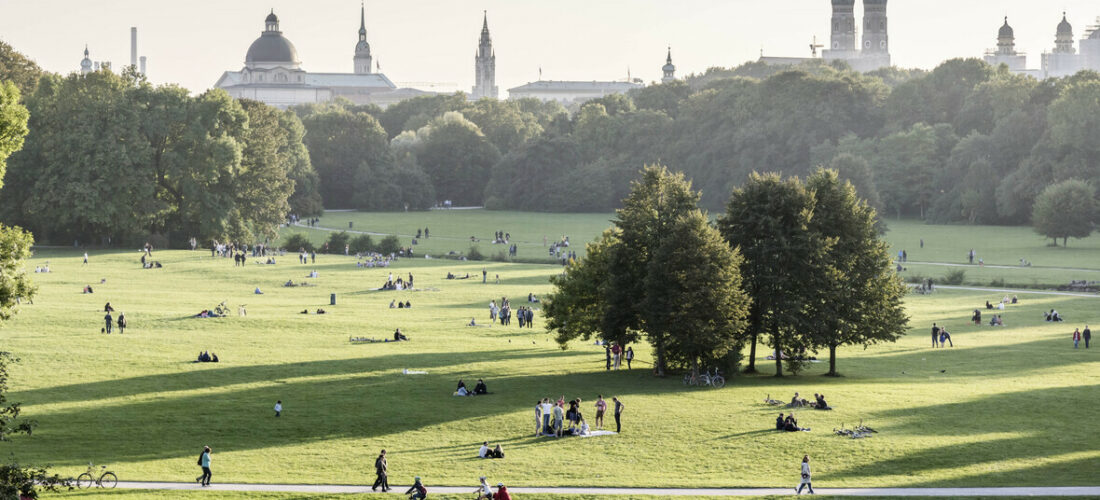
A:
<box><xmin>644</xmin><ymin>210</ymin><xmax>750</xmax><ymax>372</ymax></box>
<box><xmin>299</xmin><ymin>109</ymin><xmax>389</xmax><ymax>209</ymax></box>
<box><xmin>544</xmin><ymin>230</ymin><xmax>623</xmax><ymax>345</ymax></box>
<box><xmin>0</xmin><ymin>41</ymin><xmax>45</xmax><ymax>97</ymax></box>
<box><xmin>415</xmin><ymin>112</ymin><xmax>500</xmax><ymax>206</ymax></box>
<box><xmin>234</xmin><ymin>100</ymin><xmax>298</xmax><ymax>242</ymax></box>
<box><xmin>804</xmin><ymin>169</ymin><xmax>908</xmax><ymax>376</ymax></box>
<box><xmin>1032</xmin><ymin>180</ymin><xmax>1097</xmax><ymax>246</ymax></box>
<box><xmin>0</xmin><ymin>81</ymin><xmax>28</xmax><ymax>191</ymax></box>
<box><xmin>279</xmin><ymin>111</ymin><xmax>323</xmax><ymax>217</ymax></box>
<box><xmin>718</xmin><ymin>172</ymin><xmax>827</xmax><ymax>376</ymax></box>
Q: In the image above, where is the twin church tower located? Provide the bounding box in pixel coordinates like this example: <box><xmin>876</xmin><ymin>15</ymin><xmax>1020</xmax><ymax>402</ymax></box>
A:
<box><xmin>822</xmin><ymin>0</ymin><xmax>891</xmax><ymax>71</ymax></box>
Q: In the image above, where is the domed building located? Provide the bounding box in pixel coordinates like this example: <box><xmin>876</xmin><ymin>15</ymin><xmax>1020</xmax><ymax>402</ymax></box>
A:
<box><xmin>215</xmin><ymin>9</ymin><xmax>430</xmax><ymax>109</ymax></box>
<box><xmin>983</xmin><ymin>17</ymin><xmax>1029</xmax><ymax>74</ymax></box>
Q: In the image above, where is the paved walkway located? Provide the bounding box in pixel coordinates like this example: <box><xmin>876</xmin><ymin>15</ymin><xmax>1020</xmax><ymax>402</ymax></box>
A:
<box><xmin>912</xmin><ymin>284</ymin><xmax>1099</xmax><ymax>298</ymax></box>
<box><xmin>114</xmin><ymin>481</ymin><xmax>1100</xmax><ymax>496</ymax></box>
<box><xmin>903</xmin><ymin>260</ymin><xmax>1100</xmax><ymax>273</ymax></box>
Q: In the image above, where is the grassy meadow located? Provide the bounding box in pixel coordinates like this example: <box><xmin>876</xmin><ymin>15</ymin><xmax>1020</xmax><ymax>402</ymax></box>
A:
<box><xmin>2</xmin><ymin>211</ymin><xmax>1099</xmax><ymax>498</ymax></box>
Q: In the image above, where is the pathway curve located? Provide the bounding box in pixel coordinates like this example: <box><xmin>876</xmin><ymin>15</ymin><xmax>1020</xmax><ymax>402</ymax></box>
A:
<box><xmin>113</xmin><ymin>481</ymin><xmax>1100</xmax><ymax>496</ymax></box>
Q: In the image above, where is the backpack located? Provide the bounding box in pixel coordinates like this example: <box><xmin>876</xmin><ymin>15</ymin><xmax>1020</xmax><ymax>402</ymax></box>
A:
<box><xmin>197</xmin><ymin>452</ymin><xmax>204</xmax><ymax>466</ymax></box>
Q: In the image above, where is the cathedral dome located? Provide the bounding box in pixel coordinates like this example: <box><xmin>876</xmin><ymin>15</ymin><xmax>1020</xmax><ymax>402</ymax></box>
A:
<box><xmin>1057</xmin><ymin>14</ymin><xmax>1073</xmax><ymax>36</ymax></box>
<box><xmin>245</xmin><ymin>12</ymin><xmax>300</xmax><ymax>67</ymax></box>
<box><xmin>999</xmin><ymin>18</ymin><xmax>1014</xmax><ymax>39</ymax></box>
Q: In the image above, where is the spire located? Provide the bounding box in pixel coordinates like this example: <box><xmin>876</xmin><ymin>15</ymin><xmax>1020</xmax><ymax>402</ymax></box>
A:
<box><xmin>666</xmin><ymin>46</ymin><xmax>672</xmax><ymax>65</ymax></box>
<box><xmin>84</xmin><ymin>44</ymin><xmax>89</xmax><ymax>57</ymax></box>
<box><xmin>360</xmin><ymin>2</ymin><xmax>367</xmax><ymax>39</ymax></box>
<box><xmin>483</xmin><ymin>10</ymin><xmax>489</xmax><ymax>32</ymax></box>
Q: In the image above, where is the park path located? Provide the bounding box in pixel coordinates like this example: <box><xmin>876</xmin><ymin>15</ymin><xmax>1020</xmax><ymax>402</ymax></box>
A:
<box><xmin>913</xmin><ymin>284</ymin><xmax>1099</xmax><ymax>298</ymax></box>
<box><xmin>903</xmin><ymin>260</ymin><xmax>1100</xmax><ymax>273</ymax></box>
<box><xmin>113</xmin><ymin>481</ymin><xmax>1100</xmax><ymax>496</ymax></box>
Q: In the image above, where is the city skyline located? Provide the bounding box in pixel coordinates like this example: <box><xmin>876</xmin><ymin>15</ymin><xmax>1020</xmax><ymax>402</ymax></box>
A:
<box><xmin>2</xmin><ymin>0</ymin><xmax>1099</xmax><ymax>96</ymax></box>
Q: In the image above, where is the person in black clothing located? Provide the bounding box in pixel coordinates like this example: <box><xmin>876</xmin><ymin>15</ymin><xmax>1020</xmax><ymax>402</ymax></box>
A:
<box><xmin>405</xmin><ymin>477</ymin><xmax>427</xmax><ymax>500</ymax></box>
<box><xmin>372</xmin><ymin>449</ymin><xmax>389</xmax><ymax>492</ymax></box>
<box><xmin>931</xmin><ymin>323</ymin><xmax>940</xmax><ymax>348</ymax></box>
<box><xmin>474</xmin><ymin>379</ymin><xmax>488</xmax><ymax>395</ymax></box>
<box><xmin>394</xmin><ymin>329</ymin><xmax>408</xmax><ymax>341</ymax></box>
<box><xmin>117</xmin><ymin>313</ymin><xmax>126</xmax><ymax>334</ymax></box>
<box><xmin>613</xmin><ymin>397</ymin><xmax>624</xmax><ymax>433</ymax></box>
<box><xmin>1083</xmin><ymin>325</ymin><xmax>1091</xmax><ymax>349</ymax></box>
<box><xmin>605</xmin><ymin>345</ymin><xmax>612</xmax><ymax>370</ymax></box>
<box><xmin>104</xmin><ymin>312</ymin><xmax>113</xmax><ymax>333</ymax></box>
<box><xmin>776</xmin><ymin>413</ymin><xmax>785</xmax><ymax>430</ymax></box>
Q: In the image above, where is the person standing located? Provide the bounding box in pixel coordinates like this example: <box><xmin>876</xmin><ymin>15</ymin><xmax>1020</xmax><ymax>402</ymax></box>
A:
<box><xmin>613</xmin><ymin>397</ymin><xmax>624</xmax><ymax>433</ymax></box>
<box><xmin>1084</xmin><ymin>325</ymin><xmax>1091</xmax><ymax>349</ymax></box>
<box><xmin>940</xmin><ymin>327</ymin><xmax>953</xmax><ymax>348</ymax></box>
<box><xmin>117</xmin><ymin>312</ymin><xmax>126</xmax><ymax>334</ymax></box>
<box><xmin>605</xmin><ymin>345</ymin><xmax>612</xmax><ymax>370</ymax></box>
<box><xmin>196</xmin><ymin>446</ymin><xmax>212</xmax><ymax>486</ymax></box>
<box><xmin>274</xmin><ymin>400</ymin><xmax>282</xmax><ymax>417</ymax></box>
<box><xmin>931</xmin><ymin>323</ymin><xmax>940</xmax><ymax>348</ymax></box>
<box><xmin>796</xmin><ymin>455</ymin><xmax>814</xmax><ymax>495</ymax></box>
<box><xmin>372</xmin><ymin>449</ymin><xmax>389</xmax><ymax>492</ymax></box>
<box><xmin>482</xmin><ymin>268</ymin><xmax>487</xmax><ymax>283</ymax></box>
<box><xmin>534</xmin><ymin>400</ymin><xmax>543</xmax><ymax>436</ymax></box>
<box><xmin>625</xmin><ymin>346</ymin><xmax>634</xmax><ymax>369</ymax></box>
<box><xmin>552</xmin><ymin>402</ymin><xmax>564</xmax><ymax>437</ymax></box>
<box><xmin>540</xmin><ymin>398</ymin><xmax>552</xmax><ymax>435</ymax></box>
<box><xmin>611</xmin><ymin>343</ymin><xmax>622</xmax><ymax>370</ymax></box>
<box><xmin>1073</xmin><ymin>328</ymin><xmax>1081</xmax><ymax>349</ymax></box>
<box><xmin>595</xmin><ymin>395</ymin><xmax>607</xmax><ymax>430</ymax></box>
<box><xmin>83</xmin><ymin>251</ymin><xmax>89</xmax><ymax>265</ymax></box>
<box><xmin>104</xmin><ymin>312</ymin><xmax>113</xmax><ymax>334</ymax></box>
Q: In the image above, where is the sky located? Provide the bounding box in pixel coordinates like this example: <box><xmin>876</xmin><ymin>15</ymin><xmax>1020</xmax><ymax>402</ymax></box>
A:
<box><xmin>1</xmin><ymin>0</ymin><xmax>1099</xmax><ymax>96</ymax></box>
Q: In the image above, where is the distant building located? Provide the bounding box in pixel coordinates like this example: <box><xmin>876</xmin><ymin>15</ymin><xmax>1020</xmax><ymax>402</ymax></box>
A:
<box><xmin>763</xmin><ymin>0</ymin><xmax>891</xmax><ymax>72</ymax></box>
<box><xmin>1042</xmin><ymin>14</ymin><xmax>1100</xmax><ymax>78</ymax></box>
<box><xmin>984</xmin><ymin>17</ymin><xmax>1029</xmax><ymax>73</ymax></box>
<box><xmin>471</xmin><ymin>11</ymin><xmax>498</xmax><ymax>99</ymax></box>
<box><xmin>214</xmin><ymin>9</ymin><xmax>431</xmax><ymax>109</ymax></box>
<box><xmin>508</xmin><ymin>80</ymin><xmax>642</xmax><ymax>104</ymax></box>
<box><xmin>662</xmin><ymin>48</ymin><xmax>677</xmax><ymax>83</ymax></box>
<box><xmin>80</xmin><ymin>46</ymin><xmax>92</xmax><ymax>74</ymax></box>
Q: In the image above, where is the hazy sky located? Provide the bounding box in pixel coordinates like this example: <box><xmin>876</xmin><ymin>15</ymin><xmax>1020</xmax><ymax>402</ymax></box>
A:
<box><xmin>2</xmin><ymin>1</ymin><xmax>1098</xmax><ymax>96</ymax></box>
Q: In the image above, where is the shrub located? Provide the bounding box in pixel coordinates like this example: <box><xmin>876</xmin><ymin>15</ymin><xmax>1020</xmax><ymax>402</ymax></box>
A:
<box><xmin>490</xmin><ymin>250</ymin><xmax>510</xmax><ymax>262</ymax></box>
<box><xmin>377</xmin><ymin>235</ymin><xmax>402</xmax><ymax>255</ymax></box>
<box><xmin>349</xmin><ymin>234</ymin><xmax>375</xmax><ymax>254</ymax></box>
<box><xmin>942</xmin><ymin>269</ymin><xmax>966</xmax><ymax>285</ymax></box>
<box><xmin>282</xmin><ymin>233</ymin><xmax>314</xmax><ymax>252</ymax></box>
<box><xmin>989</xmin><ymin>277</ymin><xmax>1006</xmax><ymax>288</ymax></box>
<box><xmin>467</xmin><ymin>246</ymin><xmax>484</xmax><ymax>261</ymax></box>
<box><xmin>325</xmin><ymin>232</ymin><xmax>351</xmax><ymax>254</ymax></box>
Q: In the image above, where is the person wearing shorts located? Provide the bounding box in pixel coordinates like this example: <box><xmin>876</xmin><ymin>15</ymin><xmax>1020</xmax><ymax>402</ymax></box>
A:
<box><xmin>595</xmin><ymin>395</ymin><xmax>607</xmax><ymax>429</ymax></box>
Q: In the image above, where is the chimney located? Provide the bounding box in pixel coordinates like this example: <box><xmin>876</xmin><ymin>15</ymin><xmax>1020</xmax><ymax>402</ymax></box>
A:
<box><xmin>130</xmin><ymin>27</ymin><xmax>137</xmax><ymax>68</ymax></box>
<box><xmin>140</xmin><ymin>56</ymin><xmax>147</xmax><ymax>75</ymax></box>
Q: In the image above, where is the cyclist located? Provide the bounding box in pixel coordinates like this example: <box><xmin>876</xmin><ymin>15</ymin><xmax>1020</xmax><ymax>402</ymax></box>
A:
<box><xmin>405</xmin><ymin>476</ymin><xmax>427</xmax><ymax>499</ymax></box>
<box><xmin>474</xmin><ymin>476</ymin><xmax>493</xmax><ymax>499</ymax></box>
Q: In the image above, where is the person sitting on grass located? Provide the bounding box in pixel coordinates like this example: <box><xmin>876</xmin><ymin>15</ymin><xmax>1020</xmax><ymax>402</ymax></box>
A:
<box><xmin>813</xmin><ymin>393</ymin><xmax>830</xmax><ymax>410</ymax></box>
<box><xmin>211</xmin><ymin>353</ymin><xmax>219</xmax><ymax>362</ymax></box>
<box><xmin>468</xmin><ymin>317</ymin><xmax>478</xmax><ymax>327</ymax></box>
<box><xmin>474</xmin><ymin>379</ymin><xmax>488</xmax><ymax>395</ymax></box>
<box><xmin>985</xmin><ymin>301</ymin><xmax>993</xmax><ymax>310</ymax></box>
<box><xmin>478</xmin><ymin>441</ymin><xmax>491</xmax><ymax>458</ymax></box>
<box><xmin>405</xmin><ymin>300</ymin><xmax>411</xmax><ymax>308</ymax></box>
<box><xmin>254</xmin><ymin>287</ymin><xmax>263</xmax><ymax>295</ymax></box>
<box><xmin>285</xmin><ymin>280</ymin><xmax>296</xmax><ymax>287</ymax></box>
<box><xmin>398</xmin><ymin>301</ymin><xmax>405</xmax><ymax>309</ymax></box>
<box><xmin>197</xmin><ymin>351</ymin><xmax>211</xmax><ymax>362</ymax></box>
<box><xmin>393</xmin><ymin>329</ymin><xmax>408</xmax><ymax>341</ymax></box>
<box><xmin>776</xmin><ymin>413</ymin><xmax>786</xmax><ymax>430</ymax></box>
<box><xmin>455</xmin><ymin>380</ymin><xmax>469</xmax><ymax>396</ymax></box>
<box><xmin>83</xmin><ymin>285</ymin><xmax>94</xmax><ymax>294</ymax></box>
<box><xmin>972</xmin><ymin>309</ymin><xmax>981</xmax><ymax>325</ymax></box>
<box><xmin>404</xmin><ymin>477</ymin><xmax>427</xmax><ymax>500</ymax></box>
<box><xmin>789</xmin><ymin>392</ymin><xmax>809</xmax><ymax>407</ymax></box>
<box><xmin>784</xmin><ymin>414</ymin><xmax>808</xmax><ymax>432</ymax></box>
<box><xmin>390</xmin><ymin>300</ymin><xmax>396</xmax><ymax>308</ymax></box>
<box><xmin>491</xmin><ymin>444</ymin><xmax>504</xmax><ymax>459</ymax></box>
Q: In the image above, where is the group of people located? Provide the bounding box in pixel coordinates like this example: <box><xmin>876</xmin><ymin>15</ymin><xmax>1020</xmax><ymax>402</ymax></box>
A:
<box><xmin>415</xmin><ymin>227</ymin><xmax>430</xmax><ymax>239</ymax></box>
<box><xmin>603</xmin><ymin>343</ymin><xmax>634</xmax><ymax>370</ymax></box>
<box><xmin>786</xmin><ymin>392</ymin><xmax>830</xmax><ymax>410</ymax></box>
<box><xmin>1045</xmin><ymin>309</ymin><xmax>1065</xmax><ymax>322</ymax></box>
<box><xmin>930</xmin><ymin>323</ymin><xmax>954</xmax><ymax>348</ymax></box>
<box><xmin>477</xmin><ymin>441</ymin><xmax>504</xmax><ymax>459</ymax></box>
<box><xmin>455</xmin><ymin>379</ymin><xmax>488</xmax><ymax>396</ymax></box>
<box><xmin>536</xmin><ymin>395</ymin><xmax>623</xmax><ymax>437</ymax></box>
<box><xmin>972</xmin><ymin>309</ymin><xmax>1005</xmax><ymax>326</ymax></box>
<box><xmin>474</xmin><ymin>476</ymin><xmax>512</xmax><ymax>500</ymax></box>
<box><xmin>102</xmin><ymin>302</ymin><xmax>126</xmax><ymax>334</ymax></box>
<box><xmin>195</xmin><ymin>351</ymin><xmax>219</xmax><ymax>363</ymax></box>
<box><xmin>389</xmin><ymin>299</ymin><xmax>413</xmax><ymax>309</ymax></box>
<box><xmin>487</xmin><ymin>298</ymin><xmax>536</xmax><ymax>328</ymax></box>
<box><xmin>1072</xmin><ymin>326</ymin><xmax>1091</xmax><ymax>349</ymax></box>
<box><xmin>356</xmin><ymin>253</ymin><xmax>394</xmax><ymax>268</ymax></box>
<box><xmin>775</xmin><ymin>412</ymin><xmax>809</xmax><ymax>432</ymax></box>
<box><xmin>382</xmin><ymin>272</ymin><xmax>414</xmax><ymax>291</ymax></box>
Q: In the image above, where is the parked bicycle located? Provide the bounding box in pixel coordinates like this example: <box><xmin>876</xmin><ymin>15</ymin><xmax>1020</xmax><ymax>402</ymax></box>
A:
<box><xmin>76</xmin><ymin>463</ymin><xmax>117</xmax><ymax>489</ymax></box>
<box><xmin>682</xmin><ymin>367</ymin><xmax>725</xmax><ymax>388</ymax></box>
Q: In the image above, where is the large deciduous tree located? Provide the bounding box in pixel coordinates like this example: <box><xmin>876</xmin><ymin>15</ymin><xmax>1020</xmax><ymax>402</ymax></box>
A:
<box><xmin>1031</xmin><ymin>179</ymin><xmax>1097</xmax><ymax>246</ymax></box>
<box><xmin>299</xmin><ymin>108</ymin><xmax>389</xmax><ymax>209</ymax></box>
<box><xmin>804</xmin><ymin>169</ymin><xmax>908</xmax><ymax>376</ymax></box>
<box><xmin>718</xmin><ymin>172</ymin><xmax>827</xmax><ymax>376</ymax></box>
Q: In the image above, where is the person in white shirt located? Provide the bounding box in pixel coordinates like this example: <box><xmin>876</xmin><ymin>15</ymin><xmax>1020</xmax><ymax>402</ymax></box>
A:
<box><xmin>579</xmin><ymin>419</ymin><xmax>591</xmax><ymax>436</ymax></box>
<box><xmin>796</xmin><ymin>455</ymin><xmax>814</xmax><ymax>495</ymax></box>
<box><xmin>475</xmin><ymin>476</ymin><xmax>492</xmax><ymax>499</ymax></box>
<box><xmin>539</xmin><ymin>398</ymin><xmax>553</xmax><ymax>434</ymax></box>
<box><xmin>274</xmin><ymin>400</ymin><xmax>282</xmax><ymax>417</ymax></box>
<box><xmin>478</xmin><ymin>442</ymin><xmax>490</xmax><ymax>458</ymax></box>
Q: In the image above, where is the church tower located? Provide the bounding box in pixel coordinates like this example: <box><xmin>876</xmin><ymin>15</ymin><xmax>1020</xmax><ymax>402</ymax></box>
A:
<box><xmin>829</xmin><ymin>0</ymin><xmax>856</xmax><ymax>52</ymax></box>
<box><xmin>997</xmin><ymin>17</ymin><xmax>1017</xmax><ymax>55</ymax></box>
<box><xmin>354</xmin><ymin>4</ymin><xmax>373</xmax><ymax>74</ymax></box>
<box><xmin>662</xmin><ymin>47</ymin><xmax>676</xmax><ymax>83</ymax></box>
<box><xmin>80</xmin><ymin>45</ymin><xmax>93</xmax><ymax>74</ymax></box>
<box><xmin>862</xmin><ymin>0</ymin><xmax>888</xmax><ymax>54</ymax></box>
<box><xmin>1055</xmin><ymin>13</ymin><xmax>1075</xmax><ymax>54</ymax></box>
<box><xmin>472</xmin><ymin>11</ymin><xmax>498</xmax><ymax>99</ymax></box>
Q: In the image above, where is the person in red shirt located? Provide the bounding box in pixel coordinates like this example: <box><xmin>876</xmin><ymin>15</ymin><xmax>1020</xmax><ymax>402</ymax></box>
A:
<box><xmin>495</xmin><ymin>483</ymin><xmax>512</xmax><ymax>500</ymax></box>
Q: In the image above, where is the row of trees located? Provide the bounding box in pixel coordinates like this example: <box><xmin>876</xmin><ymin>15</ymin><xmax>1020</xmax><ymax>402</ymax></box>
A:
<box><xmin>0</xmin><ymin>68</ymin><xmax>319</xmax><ymax>246</ymax></box>
<box><xmin>544</xmin><ymin>165</ymin><xmax>908</xmax><ymax>377</ymax></box>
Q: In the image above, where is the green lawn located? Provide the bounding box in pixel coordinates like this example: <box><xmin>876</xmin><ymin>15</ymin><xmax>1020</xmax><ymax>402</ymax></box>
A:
<box><xmin>283</xmin><ymin>211</ymin><xmax>1100</xmax><ymax>286</ymax></box>
<box><xmin>2</xmin><ymin>213</ymin><xmax>1099</xmax><ymax>499</ymax></box>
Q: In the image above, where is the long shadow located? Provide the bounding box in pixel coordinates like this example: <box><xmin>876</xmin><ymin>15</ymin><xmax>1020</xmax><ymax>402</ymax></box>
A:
<box><xmin>825</xmin><ymin>384</ymin><xmax>1100</xmax><ymax>486</ymax></box>
<box><xmin>9</xmin><ymin>363</ymin><xmax>685</xmax><ymax>470</ymax></box>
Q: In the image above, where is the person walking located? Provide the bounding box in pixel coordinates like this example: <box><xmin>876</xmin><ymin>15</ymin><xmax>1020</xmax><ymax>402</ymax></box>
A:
<box><xmin>1084</xmin><ymin>325</ymin><xmax>1092</xmax><ymax>349</ymax></box>
<box><xmin>1073</xmin><ymin>328</ymin><xmax>1081</xmax><ymax>349</ymax></box>
<box><xmin>104</xmin><ymin>311</ymin><xmax>113</xmax><ymax>334</ymax></box>
<box><xmin>196</xmin><ymin>446</ymin><xmax>212</xmax><ymax>486</ymax></box>
<box><xmin>931</xmin><ymin>323</ymin><xmax>940</xmax><ymax>348</ymax></box>
<box><xmin>274</xmin><ymin>400</ymin><xmax>282</xmax><ymax>417</ymax></box>
<box><xmin>83</xmin><ymin>252</ymin><xmax>89</xmax><ymax>265</ymax></box>
<box><xmin>372</xmin><ymin>449</ymin><xmax>389</xmax><ymax>492</ymax></box>
<box><xmin>625</xmin><ymin>347</ymin><xmax>634</xmax><ymax>369</ymax></box>
<box><xmin>116</xmin><ymin>312</ymin><xmax>126</xmax><ymax>334</ymax></box>
<box><xmin>796</xmin><ymin>454</ymin><xmax>814</xmax><ymax>495</ymax></box>
<box><xmin>613</xmin><ymin>397</ymin><xmax>624</xmax><ymax>433</ymax></box>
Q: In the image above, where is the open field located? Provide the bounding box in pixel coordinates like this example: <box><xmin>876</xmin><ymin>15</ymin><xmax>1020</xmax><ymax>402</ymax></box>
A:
<box><xmin>282</xmin><ymin>211</ymin><xmax>1100</xmax><ymax>287</ymax></box>
<box><xmin>2</xmin><ymin>212</ymin><xmax>1099</xmax><ymax>499</ymax></box>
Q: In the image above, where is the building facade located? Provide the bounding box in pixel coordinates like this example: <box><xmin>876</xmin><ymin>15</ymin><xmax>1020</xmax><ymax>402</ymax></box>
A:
<box><xmin>984</xmin><ymin>17</ymin><xmax>1029</xmax><ymax>73</ymax></box>
<box><xmin>507</xmin><ymin>80</ymin><xmax>642</xmax><ymax>104</ymax></box>
<box><xmin>768</xmin><ymin>0</ymin><xmax>891</xmax><ymax>72</ymax></box>
<box><xmin>662</xmin><ymin>48</ymin><xmax>676</xmax><ymax>83</ymax></box>
<box><xmin>214</xmin><ymin>10</ymin><xmax>435</xmax><ymax>109</ymax></box>
<box><xmin>471</xmin><ymin>12</ymin><xmax>498</xmax><ymax>99</ymax></box>
<box><xmin>1042</xmin><ymin>14</ymin><xmax>1100</xmax><ymax>78</ymax></box>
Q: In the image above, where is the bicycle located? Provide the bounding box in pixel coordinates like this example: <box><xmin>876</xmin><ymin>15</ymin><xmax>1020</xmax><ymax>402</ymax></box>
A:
<box><xmin>76</xmin><ymin>463</ymin><xmax>117</xmax><ymax>489</ymax></box>
<box><xmin>682</xmin><ymin>367</ymin><xmax>725</xmax><ymax>389</ymax></box>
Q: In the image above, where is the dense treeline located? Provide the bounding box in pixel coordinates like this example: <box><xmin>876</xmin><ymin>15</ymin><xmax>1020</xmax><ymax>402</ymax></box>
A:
<box><xmin>308</xmin><ymin>58</ymin><xmax>1098</xmax><ymax>228</ymax></box>
<box><xmin>0</xmin><ymin>68</ymin><xmax>319</xmax><ymax>246</ymax></box>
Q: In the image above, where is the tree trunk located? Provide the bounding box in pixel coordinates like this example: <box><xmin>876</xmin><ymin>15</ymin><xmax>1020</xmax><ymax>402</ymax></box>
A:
<box><xmin>774</xmin><ymin>336</ymin><xmax>783</xmax><ymax>377</ymax></box>
<box><xmin>1063</xmin><ymin>236</ymin><xmax>1068</xmax><ymax>247</ymax></box>
<box><xmin>655</xmin><ymin>337</ymin><xmax>666</xmax><ymax>377</ymax></box>
<box><xmin>745</xmin><ymin>331</ymin><xmax>758</xmax><ymax>373</ymax></box>
<box><xmin>826</xmin><ymin>344</ymin><xmax>838</xmax><ymax>376</ymax></box>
